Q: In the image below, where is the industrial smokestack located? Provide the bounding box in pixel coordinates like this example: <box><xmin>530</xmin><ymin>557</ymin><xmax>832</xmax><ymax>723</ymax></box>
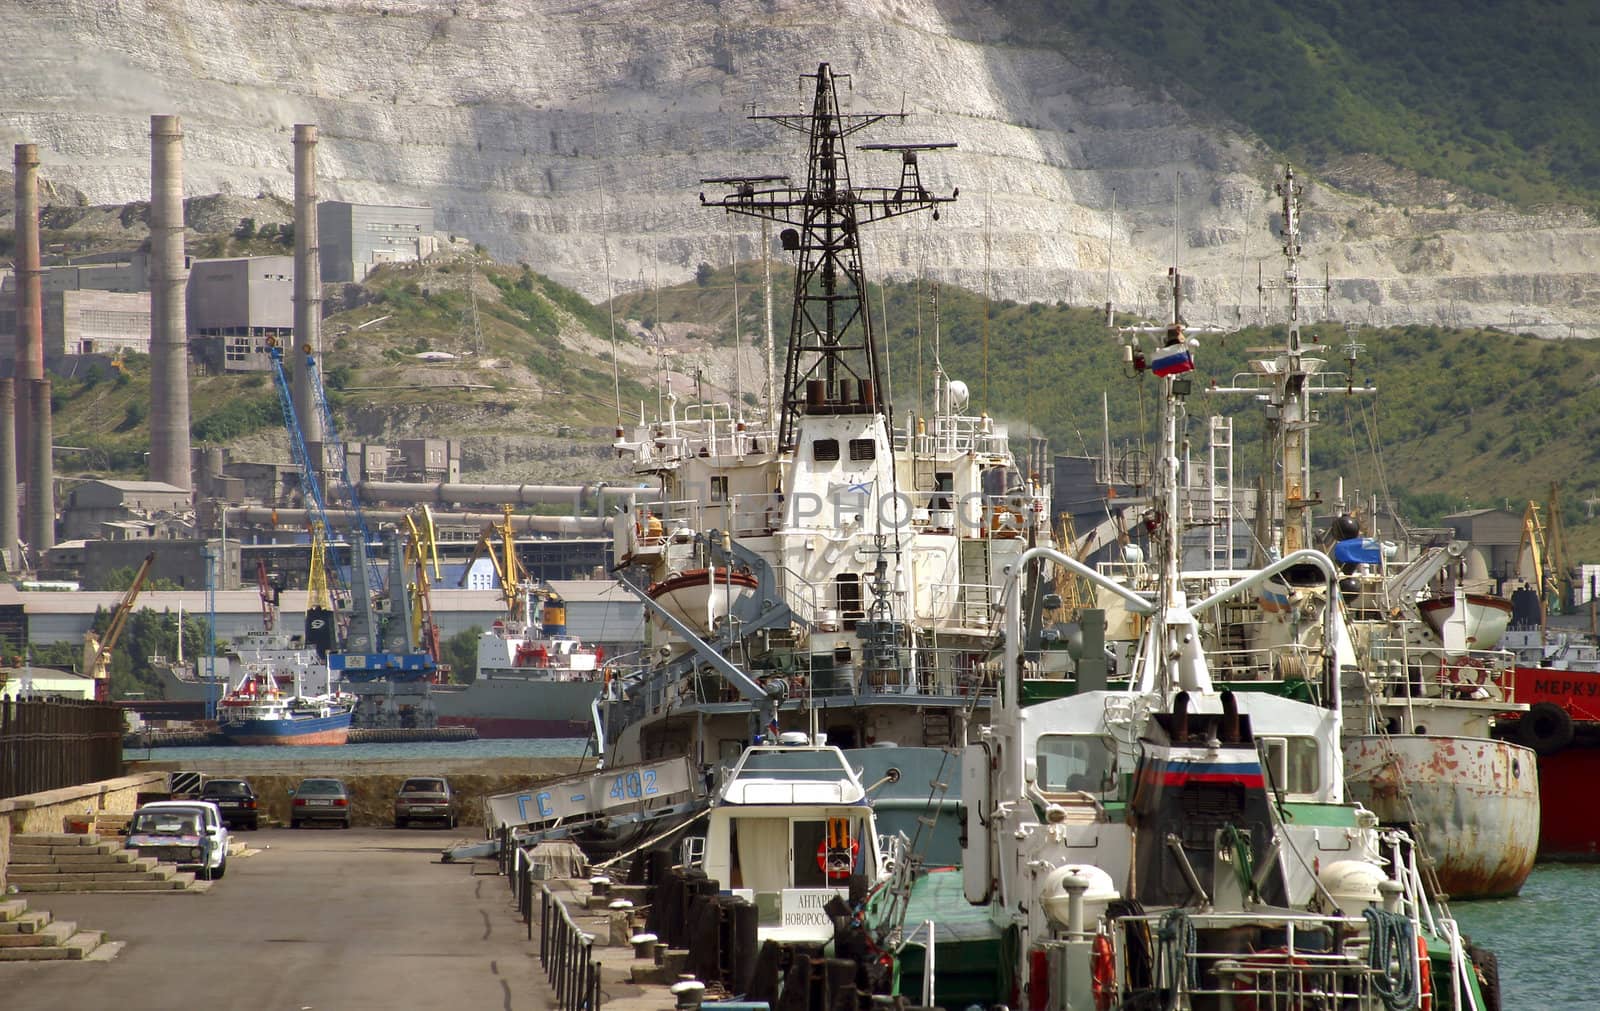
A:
<box><xmin>26</xmin><ymin>377</ymin><xmax>52</xmax><ymax>557</ymax></box>
<box><xmin>0</xmin><ymin>379</ymin><xmax>15</xmax><ymax>571</ymax></box>
<box><xmin>148</xmin><ymin>114</ymin><xmax>192</xmax><ymax>491</ymax></box>
<box><xmin>12</xmin><ymin>143</ymin><xmax>42</xmax><ymax>491</ymax></box>
<box><xmin>292</xmin><ymin>124</ymin><xmax>324</xmax><ymax>445</ymax></box>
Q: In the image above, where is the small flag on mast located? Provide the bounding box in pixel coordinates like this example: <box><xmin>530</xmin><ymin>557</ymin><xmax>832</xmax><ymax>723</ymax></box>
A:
<box><xmin>1151</xmin><ymin>341</ymin><xmax>1194</xmax><ymax>377</ymax></box>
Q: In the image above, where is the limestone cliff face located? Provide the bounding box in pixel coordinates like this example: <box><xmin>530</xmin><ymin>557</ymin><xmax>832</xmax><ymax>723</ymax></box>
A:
<box><xmin>4</xmin><ymin>0</ymin><xmax>1598</xmax><ymax>335</ymax></box>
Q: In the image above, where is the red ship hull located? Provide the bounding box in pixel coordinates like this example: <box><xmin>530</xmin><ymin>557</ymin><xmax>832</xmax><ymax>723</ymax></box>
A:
<box><xmin>1511</xmin><ymin>665</ymin><xmax>1600</xmax><ymax>858</ymax></box>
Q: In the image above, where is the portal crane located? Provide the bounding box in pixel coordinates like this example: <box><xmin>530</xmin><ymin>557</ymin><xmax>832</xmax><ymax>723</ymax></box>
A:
<box><xmin>82</xmin><ymin>552</ymin><xmax>155</xmax><ymax>702</ymax></box>
<box><xmin>256</xmin><ymin>558</ymin><xmax>281</xmax><ymax>633</ymax></box>
<box><xmin>459</xmin><ymin>505</ymin><xmax>529</xmax><ymax>623</ymax></box>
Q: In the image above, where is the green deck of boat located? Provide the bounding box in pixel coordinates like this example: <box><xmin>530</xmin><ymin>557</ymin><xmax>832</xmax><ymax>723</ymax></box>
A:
<box><xmin>888</xmin><ymin>869</ymin><xmax>1010</xmax><ymax>1008</ymax></box>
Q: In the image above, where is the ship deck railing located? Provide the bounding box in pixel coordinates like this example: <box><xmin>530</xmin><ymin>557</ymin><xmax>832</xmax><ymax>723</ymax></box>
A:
<box><xmin>618</xmin><ymin>645</ymin><xmax>1001</xmax><ymax>713</ymax></box>
<box><xmin>1358</xmin><ymin>635</ymin><xmax>1517</xmax><ymax>699</ymax></box>
<box><xmin>1109</xmin><ymin>910</ymin><xmax>1391</xmax><ymax>1007</ymax></box>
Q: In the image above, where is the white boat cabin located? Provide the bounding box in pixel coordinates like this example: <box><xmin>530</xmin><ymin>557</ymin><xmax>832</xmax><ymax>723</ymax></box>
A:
<box><xmin>691</xmin><ymin>742</ymin><xmax>890</xmax><ymax>943</ymax></box>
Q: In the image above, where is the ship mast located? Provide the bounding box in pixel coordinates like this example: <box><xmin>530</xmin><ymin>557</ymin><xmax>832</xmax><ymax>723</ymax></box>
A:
<box><xmin>699</xmin><ymin>62</ymin><xmax>957</xmax><ymax>450</ymax></box>
<box><xmin>1253</xmin><ymin>165</ymin><xmax>1332</xmax><ymax>561</ymax></box>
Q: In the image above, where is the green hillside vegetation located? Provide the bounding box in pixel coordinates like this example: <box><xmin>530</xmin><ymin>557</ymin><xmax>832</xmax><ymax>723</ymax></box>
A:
<box><xmin>1022</xmin><ymin>0</ymin><xmax>1600</xmax><ymax>209</ymax></box>
<box><xmin>49</xmin><ymin>261</ymin><xmax>648</xmax><ymax>479</ymax></box>
<box><xmin>623</xmin><ymin>265</ymin><xmax>1600</xmax><ymax>558</ymax></box>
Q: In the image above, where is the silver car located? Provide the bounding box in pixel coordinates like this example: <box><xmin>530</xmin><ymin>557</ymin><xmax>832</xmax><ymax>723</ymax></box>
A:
<box><xmin>289</xmin><ymin>777</ymin><xmax>353</xmax><ymax>829</ymax></box>
<box><xmin>394</xmin><ymin>777</ymin><xmax>455</xmax><ymax>829</ymax></box>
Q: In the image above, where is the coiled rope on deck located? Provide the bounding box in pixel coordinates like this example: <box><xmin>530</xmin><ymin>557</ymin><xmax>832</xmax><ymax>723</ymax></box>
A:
<box><xmin>1363</xmin><ymin>907</ymin><xmax>1420</xmax><ymax>1011</ymax></box>
<box><xmin>1154</xmin><ymin>909</ymin><xmax>1197</xmax><ymax>1008</ymax></box>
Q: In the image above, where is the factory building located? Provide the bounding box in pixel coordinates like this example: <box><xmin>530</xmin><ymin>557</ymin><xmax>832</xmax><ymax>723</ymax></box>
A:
<box><xmin>0</xmin><ymin>287</ymin><xmax>153</xmax><ymax>365</ymax></box>
<box><xmin>318</xmin><ymin>201</ymin><xmax>436</xmax><ymax>283</ymax></box>
<box><xmin>186</xmin><ymin>255</ymin><xmax>294</xmax><ymax>373</ymax></box>
<box><xmin>61</xmin><ymin>480</ymin><xmax>192</xmax><ymax>542</ymax></box>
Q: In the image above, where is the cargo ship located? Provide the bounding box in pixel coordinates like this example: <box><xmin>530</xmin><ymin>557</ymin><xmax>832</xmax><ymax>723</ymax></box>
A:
<box><xmin>431</xmin><ymin>514</ymin><xmax>607</xmax><ymax>739</ymax></box>
<box><xmin>216</xmin><ymin>666</ymin><xmax>353</xmax><ymax>746</ymax></box>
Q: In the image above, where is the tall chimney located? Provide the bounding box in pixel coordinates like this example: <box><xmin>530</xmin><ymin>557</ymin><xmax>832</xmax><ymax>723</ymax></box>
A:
<box><xmin>292</xmin><ymin>124</ymin><xmax>323</xmax><ymax>444</ymax></box>
<box><xmin>148</xmin><ymin>115</ymin><xmax>192</xmax><ymax>491</ymax></box>
<box><xmin>27</xmin><ymin>377</ymin><xmax>52</xmax><ymax>557</ymax></box>
<box><xmin>0</xmin><ymin>379</ymin><xmax>16</xmax><ymax>571</ymax></box>
<box><xmin>12</xmin><ymin>144</ymin><xmax>43</xmax><ymax>492</ymax></box>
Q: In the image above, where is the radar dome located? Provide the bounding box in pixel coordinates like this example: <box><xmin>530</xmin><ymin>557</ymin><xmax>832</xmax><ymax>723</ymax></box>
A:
<box><xmin>947</xmin><ymin>380</ymin><xmax>969</xmax><ymax>411</ymax></box>
<box><xmin>1122</xmin><ymin>543</ymin><xmax>1145</xmax><ymax>563</ymax></box>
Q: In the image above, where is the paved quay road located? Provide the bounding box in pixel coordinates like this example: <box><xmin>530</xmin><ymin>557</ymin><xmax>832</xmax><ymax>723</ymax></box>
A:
<box><xmin>0</xmin><ymin>828</ymin><xmax>557</xmax><ymax>1011</ymax></box>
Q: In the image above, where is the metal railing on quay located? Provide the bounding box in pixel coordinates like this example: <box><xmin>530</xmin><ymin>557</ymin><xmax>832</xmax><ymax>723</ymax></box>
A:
<box><xmin>539</xmin><ymin>882</ymin><xmax>601</xmax><ymax>1011</ymax></box>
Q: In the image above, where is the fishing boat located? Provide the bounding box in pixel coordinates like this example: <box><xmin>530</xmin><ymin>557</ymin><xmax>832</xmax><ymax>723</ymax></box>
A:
<box><xmin>216</xmin><ymin>665</ymin><xmax>353</xmax><ymax>746</ymax></box>
<box><xmin>1077</xmin><ymin>165</ymin><xmax>1537</xmax><ymax>900</ymax></box>
<box><xmin>600</xmin><ymin>61</ymin><xmax>1050</xmax><ymax>775</ymax></box>
<box><xmin>875</xmin><ymin>303</ymin><xmax>1500</xmax><ymax>1010</ymax></box>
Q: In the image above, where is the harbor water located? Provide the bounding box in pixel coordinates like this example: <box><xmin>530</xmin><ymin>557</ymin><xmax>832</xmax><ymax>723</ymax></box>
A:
<box><xmin>1453</xmin><ymin>863</ymin><xmax>1600</xmax><ymax>1008</ymax></box>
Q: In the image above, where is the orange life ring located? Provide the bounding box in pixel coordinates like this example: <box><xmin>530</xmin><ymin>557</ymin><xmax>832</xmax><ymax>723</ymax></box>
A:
<box><xmin>816</xmin><ymin>837</ymin><xmax>859</xmax><ymax>881</ymax></box>
<box><xmin>1417</xmin><ymin>935</ymin><xmax>1433</xmax><ymax>1011</ymax></box>
<box><xmin>1091</xmin><ymin>933</ymin><xmax>1116</xmax><ymax>1011</ymax></box>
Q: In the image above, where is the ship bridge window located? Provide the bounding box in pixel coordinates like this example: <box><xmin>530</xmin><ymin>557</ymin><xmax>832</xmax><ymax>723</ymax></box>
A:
<box><xmin>711</xmin><ymin>475</ymin><xmax>728</xmax><ymax>502</ymax></box>
<box><xmin>849</xmin><ymin>438</ymin><xmax>876</xmax><ymax>461</ymax></box>
<box><xmin>1036</xmin><ymin>734</ymin><xmax>1117</xmax><ymax>795</ymax></box>
<box><xmin>1258</xmin><ymin>736</ymin><xmax>1320</xmax><ymax>795</ymax></box>
<box><xmin>813</xmin><ymin>439</ymin><xmax>840</xmax><ymax>462</ymax></box>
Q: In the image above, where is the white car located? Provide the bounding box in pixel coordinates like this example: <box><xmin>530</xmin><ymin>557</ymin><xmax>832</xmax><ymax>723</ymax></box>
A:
<box><xmin>125</xmin><ymin>800</ymin><xmax>232</xmax><ymax>880</ymax></box>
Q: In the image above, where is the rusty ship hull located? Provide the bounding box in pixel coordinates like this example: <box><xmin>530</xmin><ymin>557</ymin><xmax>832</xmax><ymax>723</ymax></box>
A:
<box><xmin>1344</xmin><ymin>734</ymin><xmax>1539</xmax><ymax>899</ymax></box>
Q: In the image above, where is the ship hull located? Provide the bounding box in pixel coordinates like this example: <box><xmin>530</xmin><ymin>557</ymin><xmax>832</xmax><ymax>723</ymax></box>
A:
<box><xmin>1510</xmin><ymin>664</ymin><xmax>1600</xmax><ymax>858</ymax></box>
<box><xmin>429</xmin><ymin>676</ymin><xmax>601</xmax><ymax>739</ymax></box>
<box><xmin>218</xmin><ymin>710</ymin><xmax>352</xmax><ymax>747</ymax></box>
<box><xmin>1343</xmin><ymin>734</ymin><xmax>1538</xmax><ymax>898</ymax></box>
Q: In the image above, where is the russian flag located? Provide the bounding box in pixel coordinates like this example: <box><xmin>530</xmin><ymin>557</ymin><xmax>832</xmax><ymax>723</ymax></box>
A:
<box><xmin>1151</xmin><ymin>342</ymin><xmax>1194</xmax><ymax>377</ymax></box>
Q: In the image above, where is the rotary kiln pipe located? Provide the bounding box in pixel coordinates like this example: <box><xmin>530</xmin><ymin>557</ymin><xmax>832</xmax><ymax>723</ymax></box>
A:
<box><xmin>354</xmin><ymin>481</ymin><xmax>659</xmax><ymax>510</ymax></box>
<box><xmin>229</xmin><ymin>506</ymin><xmax>611</xmax><ymax>537</ymax></box>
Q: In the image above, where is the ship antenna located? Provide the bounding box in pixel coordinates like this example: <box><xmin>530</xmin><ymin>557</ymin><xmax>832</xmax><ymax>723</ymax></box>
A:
<box><xmin>1104</xmin><ymin>188</ymin><xmax>1117</xmax><ymax>327</ymax></box>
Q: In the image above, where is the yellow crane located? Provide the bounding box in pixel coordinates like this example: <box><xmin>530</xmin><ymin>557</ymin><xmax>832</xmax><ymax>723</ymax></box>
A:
<box><xmin>458</xmin><ymin>504</ymin><xmax>528</xmax><ymax>622</ymax></box>
<box><xmin>404</xmin><ymin>506</ymin><xmax>444</xmax><ymax>667</ymax></box>
<box><xmin>81</xmin><ymin>551</ymin><xmax>156</xmax><ymax>702</ymax></box>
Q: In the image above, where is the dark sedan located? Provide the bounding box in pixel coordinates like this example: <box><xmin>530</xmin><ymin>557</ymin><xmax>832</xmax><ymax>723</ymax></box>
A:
<box><xmin>199</xmin><ymin>777</ymin><xmax>261</xmax><ymax>830</ymax></box>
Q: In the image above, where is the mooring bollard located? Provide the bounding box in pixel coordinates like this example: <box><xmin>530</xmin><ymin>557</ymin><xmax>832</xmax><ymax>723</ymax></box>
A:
<box><xmin>631</xmin><ymin>932</ymin><xmax>659</xmax><ymax>961</ymax></box>
<box><xmin>670</xmin><ymin>977</ymin><xmax>706</xmax><ymax>1010</ymax></box>
<box><xmin>589</xmin><ymin>874</ymin><xmax>611</xmax><ymax>898</ymax></box>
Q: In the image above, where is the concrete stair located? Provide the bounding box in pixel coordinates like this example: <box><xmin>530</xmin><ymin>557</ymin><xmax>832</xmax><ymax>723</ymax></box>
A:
<box><xmin>0</xmin><ymin>897</ymin><xmax>112</xmax><ymax>961</ymax></box>
<box><xmin>6</xmin><ymin>833</ymin><xmax>198</xmax><ymax>893</ymax></box>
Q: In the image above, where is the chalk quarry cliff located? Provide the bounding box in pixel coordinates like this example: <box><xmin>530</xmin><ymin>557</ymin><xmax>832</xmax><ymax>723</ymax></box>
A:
<box><xmin>4</xmin><ymin>0</ymin><xmax>1599</xmax><ymax>335</ymax></box>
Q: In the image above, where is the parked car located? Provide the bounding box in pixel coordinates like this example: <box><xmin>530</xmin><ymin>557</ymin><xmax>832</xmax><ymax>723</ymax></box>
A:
<box><xmin>199</xmin><ymin>777</ymin><xmax>260</xmax><ymax>830</ymax></box>
<box><xmin>393</xmin><ymin>776</ymin><xmax>455</xmax><ymax>829</ymax></box>
<box><xmin>289</xmin><ymin>777</ymin><xmax>352</xmax><ymax>829</ymax></box>
<box><xmin>126</xmin><ymin>800</ymin><xmax>231</xmax><ymax>880</ymax></box>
